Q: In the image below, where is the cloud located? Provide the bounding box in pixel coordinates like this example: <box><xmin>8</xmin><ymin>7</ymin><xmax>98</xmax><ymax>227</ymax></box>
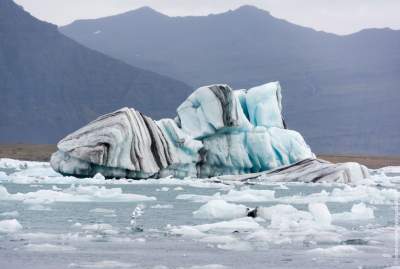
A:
<box><xmin>13</xmin><ymin>0</ymin><xmax>400</xmax><ymax>34</ymax></box>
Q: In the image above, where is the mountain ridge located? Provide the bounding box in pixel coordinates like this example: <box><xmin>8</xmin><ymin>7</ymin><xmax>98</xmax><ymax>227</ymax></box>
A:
<box><xmin>60</xmin><ymin>5</ymin><xmax>400</xmax><ymax>155</ymax></box>
<box><xmin>0</xmin><ymin>0</ymin><xmax>192</xmax><ymax>144</ymax></box>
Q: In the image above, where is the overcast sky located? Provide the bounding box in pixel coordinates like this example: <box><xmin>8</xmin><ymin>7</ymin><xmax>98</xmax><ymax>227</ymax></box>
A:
<box><xmin>14</xmin><ymin>0</ymin><xmax>400</xmax><ymax>35</ymax></box>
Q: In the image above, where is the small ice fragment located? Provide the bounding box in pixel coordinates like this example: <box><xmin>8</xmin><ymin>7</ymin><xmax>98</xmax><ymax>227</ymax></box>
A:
<box><xmin>69</xmin><ymin>260</ymin><xmax>134</xmax><ymax>268</ymax></box>
<box><xmin>150</xmin><ymin>204</ymin><xmax>174</xmax><ymax>209</ymax></box>
<box><xmin>0</xmin><ymin>219</ymin><xmax>22</xmax><ymax>233</ymax></box>
<box><xmin>24</xmin><ymin>243</ymin><xmax>76</xmax><ymax>252</ymax></box>
<box><xmin>217</xmin><ymin>241</ymin><xmax>252</xmax><ymax>251</ymax></box>
<box><xmin>308</xmin><ymin>203</ymin><xmax>332</xmax><ymax>226</ymax></box>
<box><xmin>72</xmin><ymin>222</ymin><xmax>82</xmax><ymax>228</ymax></box>
<box><xmin>93</xmin><ymin>173</ymin><xmax>105</xmax><ymax>180</ymax></box>
<box><xmin>308</xmin><ymin>245</ymin><xmax>361</xmax><ymax>256</ymax></box>
<box><xmin>90</xmin><ymin>208</ymin><xmax>116</xmax><ymax>214</ymax></box>
<box><xmin>52</xmin><ymin>185</ymin><xmax>62</xmax><ymax>191</ymax></box>
<box><xmin>189</xmin><ymin>265</ymin><xmax>229</xmax><ymax>269</ymax></box>
<box><xmin>130</xmin><ymin>204</ymin><xmax>145</xmax><ymax>232</ymax></box>
<box><xmin>332</xmin><ymin>202</ymin><xmax>374</xmax><ymax>221</ymax></box>
<box><xmin>193</xmin><ymin>200</ymin><xmax>247</xmax><ymax>219</ymax></box>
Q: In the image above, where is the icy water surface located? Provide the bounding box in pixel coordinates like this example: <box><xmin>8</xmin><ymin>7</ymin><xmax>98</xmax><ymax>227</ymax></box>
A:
<box><xmin>0</xmin><ymin>159</ymin><xmax>400</xmax><ymax>269</ymax></box>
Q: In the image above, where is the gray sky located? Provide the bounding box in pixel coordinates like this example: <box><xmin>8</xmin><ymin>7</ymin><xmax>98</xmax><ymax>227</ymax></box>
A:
<box><xmin>14</xmin><ymin>0</ymin><xmax>400</xmax><ymax>35</ymax></box>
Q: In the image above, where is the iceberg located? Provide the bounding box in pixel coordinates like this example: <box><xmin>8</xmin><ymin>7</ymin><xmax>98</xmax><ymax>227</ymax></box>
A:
<box><xmin>50</xmin><ymin>82</ymin><xmax>369</xmax><ymax>182</ymax></box>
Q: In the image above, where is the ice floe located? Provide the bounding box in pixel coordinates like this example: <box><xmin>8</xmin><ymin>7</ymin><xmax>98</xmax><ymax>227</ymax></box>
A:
<box><xmin>69</xmin><ymin>260</ymin><xmax>135</xmax><ymax>268</ymax></box>
<box><xmin>332</xmin><ymin>203</ymin><xmax>375</xmax><ymax>222</ymax></box>
<box><xmin>193</xmin><ymin>200</ymin><xmax>247</xmax><ymax>220</ymax></box>
<box><xmin>307</xmin><ymin>245</ymin><xmax>361</xmax><ymax>256</ymax></box>
<box><xmin>23</xmin><ymin>243</ymin><xmax>76</xmax><ymax>252</ymax></box>
<box><xmin>0</xmin><ymin>219</ymin><xmax>22</xmax><ymax>233</ymax></box>
<box><xmin>0</xmin><ymin>184</ymin><xmax>155</xmax><ymax>204</ymax></box>
<box><xmin>178</xmin><ymin>184</ymin><xmax>398</xmax><ymax>205</ymax></box>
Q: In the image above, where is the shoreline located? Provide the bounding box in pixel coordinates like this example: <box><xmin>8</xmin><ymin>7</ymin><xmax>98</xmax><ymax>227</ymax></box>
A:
<box><xmin>0</xmin><ymin>144</ymin><xmax>399</xmax><ymax>169</ymax></box>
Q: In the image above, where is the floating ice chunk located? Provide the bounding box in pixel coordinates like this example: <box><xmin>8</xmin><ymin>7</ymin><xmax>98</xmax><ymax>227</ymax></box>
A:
<box><xmin>177</xmin><ymin>188</ymin><xmax>275</xmax><ymax>203</ymax></box>
<box><xmin>379</xmin><ymin>166</ymin><xmax>400</xmax><ymax>175</ymax></box>
<box><xmin>308</xmin><ymin>203</ymin><xmax>332</xmax><ymax>226</ymax></box>
<box><xmin>193</xmin><ymin>200</ymin><xmax>247</xmax><ymax>219</ymax></box>
<box><xmin>308</xmin><ymin>245</ymin><xmax>361</xmax><ymax>256</ymax></box>
<box><xmin>170</xmin><ymin>217</ymin><xmax>261</xmax><ymax>238</ymax></box>
<box><xmin>93</xmin><ymin>173</ymin><xmax>105</xmax><ymax>180</ymax></box>
<box><xmin>332</xmin><ymin>203</ymin><xmax>374</xmax><ymax>221</ymax></box>
<box><xmin>217</xmin><ymin>241</ymin><xmax>252</xmax><ymax>251</ymax></box>
<box><xmin>81</xmin><ymin>223</ymin><xmax>118</xmax><ymax>235</ymax></box>
<box><xmin>9</xmin><ymin>164</ymin><xmax>61</xmax><ymax>178</ymax></box>
<box><xmin>130</xmin><ymin>204</ymin><xmax>145</xmax><ymax>232</ymax></box>
<box><xmin>157</xmin><ymin>187</ymin><xmax>169</xmax><ymax>192</ymax></box>
<box><xmin>0</xmin><ymin>158</ymin><xmax>45</xmax><ymax>170</ymax></box>
<box><xmin>72</xmin><ymin>222</ymin><xmax>82</xmax><ymax>228</ymax></box>
<box><xmin>0</xmin><ymin>219</ymin><xmax>22</xmax><ymax>233</ymax></box>
<box><xmin>191</xmin><ymin>217</ymin><xmax>261</xmax><ymax>234</ymax></box>
<box><xmin>221</xmin><ymin>188</ymin><xmax>275</xmax><ymax>202</ymax></box>
<box><xmin>277</xmin><ymin>185</ymin><xmax>398</xmax><ymax>205</ymax></box>
<box><xmin>69</xmin><ymin>260</ymin><xmax>135</xmax><ymax>268</ymax></box>
<box><xmin>189</xmin><ymin>265</ymin><xmax>229</xmax><ymax>269</ymax></box>
<box><xmin>170</xmin><ymin>225</ymin><xmax>206</xmax><ymax>238</ymax></box>
<box><xmin>151</xmin><ymin>204</ymin><xmax>174</xmax><ymax>209</ymax></box>
<box><xmin>198</xmin><ymin>235</ymin><xmax>237</xmax><ymax>244</ymax></box>
<box><xmin>90</xmin><ymin>208</ymin><xmax>116</xmax><ymax>214</ymax></box>
<box><xmin>0</xmin><ymin>185</ymin><xmax>155</xmax><ymax>204</ymax></box>
<box><xmin>174</xmin><ymin>186</ymin><xmax>184</xmax><ymax>191</ymax></box>
<box><xmin>24</xmin><ymin>243</ymin><xmax>76</xmax><ymax>252</ymax></box>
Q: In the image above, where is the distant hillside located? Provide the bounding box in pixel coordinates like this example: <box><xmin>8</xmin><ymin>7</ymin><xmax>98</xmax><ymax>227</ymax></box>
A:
<box><xmin>61</xmin><ymin>5</ymin><xmax>400</xmax><ymax>155</ymax></box>
<box><xmin>0</xmin><ymin>0</ymin><xmax>191</xmax><ymax>143</ymax></box>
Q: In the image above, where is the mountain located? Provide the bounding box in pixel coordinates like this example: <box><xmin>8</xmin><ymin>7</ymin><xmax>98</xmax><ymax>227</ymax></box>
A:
<box><xmin>0</xmin><ymin>0</ymin><xmax>191</xmax><ymax>144</ymax></box>
<box><xmin>60</xmin><ymin>5</ymin><xmax>400</xmax><ymax>156</ymax></box>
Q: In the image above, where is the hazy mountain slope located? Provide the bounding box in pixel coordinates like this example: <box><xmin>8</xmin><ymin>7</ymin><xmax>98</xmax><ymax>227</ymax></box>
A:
<box><xmin>0</xmin><ymin>0</ymin><xmax>192</xmax><ymax>143</ymax></box>
<box><xmin>61</xmin><ymin>6</ymin><xmax>400</xmax><ymax>155</ymax></box>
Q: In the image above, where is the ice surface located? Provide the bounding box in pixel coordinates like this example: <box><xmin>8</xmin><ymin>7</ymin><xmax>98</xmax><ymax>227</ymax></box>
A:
<box><xmin>1</xmin><ymin>159</ymin><xmax>400</xmax><ymax>268</ymax></box>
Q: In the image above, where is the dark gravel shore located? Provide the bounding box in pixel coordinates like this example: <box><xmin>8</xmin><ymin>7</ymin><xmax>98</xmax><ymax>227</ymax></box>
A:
<box><xmin>0</xmin><ymin>144</ymin><xmax>399</xmax><ymax>169</ymax></box>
